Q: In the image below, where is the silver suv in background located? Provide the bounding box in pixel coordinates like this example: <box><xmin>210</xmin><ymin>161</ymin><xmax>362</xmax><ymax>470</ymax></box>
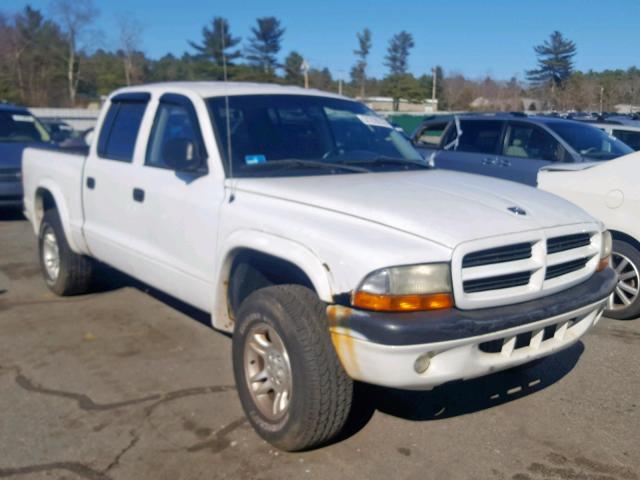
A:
<box><xmin>412</xmin><ymin>113</ymin><xmax>633</xmax><ymax>185</ymax></box>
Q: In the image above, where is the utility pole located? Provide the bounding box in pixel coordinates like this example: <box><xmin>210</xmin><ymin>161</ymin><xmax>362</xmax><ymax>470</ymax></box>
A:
<box><xmin>431</xmin><ymin>67</ymin><xmax>437</xmax><ymax>101</ymax></box>
<box><xmin>338</xmin><ymin>69</ymin><xmax>344</xmax><ymax>96</ymax></box>
<box><xmin>600</xmin><ymin>86</ymin><xmax>604</xmax><ymax>114</ymax></box>
<box><xmin>301</xmin><ymin>59</ymin><xmax>310</xmax><ymax>89</ymax></box>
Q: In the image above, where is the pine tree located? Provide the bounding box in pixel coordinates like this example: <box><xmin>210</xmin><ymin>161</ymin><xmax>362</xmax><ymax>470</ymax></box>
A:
<box><xmin>350</xmin><ymin>28</ymin><xmax>371</xmax><ymax>98</ymax></box>
<box><xmin>245</xmin><ymin>17</ymin><xmax>285</xmax><ymax>75</ymax></box>
<box><xmin>284</xmin><ymin>51</ymin><xmax>304</xmax><ymax>85</ymax></box>
<box><xmin>384</xmin><ymin>31</ymin><xmax>414</xmax><ymax>76</ymax></box>
<box><xmin>189</xmin><ymin>17</ymin><xmax>241</xmax><ymax>66</ymax></box>
<box><xmin>527</xmin><ymin>31</ymin><xmax>577</xmax><ymax>88</ymax></box>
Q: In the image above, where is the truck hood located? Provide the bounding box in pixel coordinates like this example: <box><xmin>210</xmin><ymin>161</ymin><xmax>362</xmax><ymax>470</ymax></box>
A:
<box><xmin>234</xmin><ymin>170</ymin><xmax>595</xmax><ymax>248</ymax></box>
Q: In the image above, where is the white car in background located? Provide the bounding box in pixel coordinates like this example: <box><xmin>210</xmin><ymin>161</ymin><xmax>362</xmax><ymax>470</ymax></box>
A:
<box><xmin>539</xmin><ymin>152</ymin><xmax>640</xmax><ymax>319</ymax></box>
<box><xmin>590</xmin><ymin>122</ymin><xmax>640</xmax><ymax>151</ymax></box>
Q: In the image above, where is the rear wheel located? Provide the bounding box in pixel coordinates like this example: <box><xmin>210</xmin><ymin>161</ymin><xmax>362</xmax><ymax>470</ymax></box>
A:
<box><xmin>232</xmin><ymin>285</ymin><xmax>353</xmax><ymax>451</ymax></box>
<box><xmin>605</xmin><ymin>239</ymin><xmax>640</xmax><ymax>320</ymax></box>
<box><xmin>38</xmin><ymin>209</ymin><xmax>93</xmax><ymax>296</ymax></box>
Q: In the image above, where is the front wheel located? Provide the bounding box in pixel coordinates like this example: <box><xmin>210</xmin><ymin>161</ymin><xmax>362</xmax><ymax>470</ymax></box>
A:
<box><xmin>232</xmin><ymin>285</ymin><xmax>353</xmax><ymax>451</ymax></box>
<box><xmin>605</xmin><ymin>239</ymin><xmax>640</xmax><ymax>320</ymax></box>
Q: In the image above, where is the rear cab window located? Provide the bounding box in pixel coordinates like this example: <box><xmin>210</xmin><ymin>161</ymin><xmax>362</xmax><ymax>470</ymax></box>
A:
<box><xmin>97</xmin><ymin>93</ymin><xmax>150</xmax><ymax>162</ymax></box>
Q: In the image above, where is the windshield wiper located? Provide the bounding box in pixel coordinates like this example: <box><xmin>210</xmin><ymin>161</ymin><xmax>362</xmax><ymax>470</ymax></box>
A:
<box><xmin>243</xmin><ymin>158</ymin><xmax>370</xmax><ymax>173</ymax></box>
<box><xmin>344</xmin><ymin>156</ymin><xmax>431</xmax><ymax>169</ymax></box>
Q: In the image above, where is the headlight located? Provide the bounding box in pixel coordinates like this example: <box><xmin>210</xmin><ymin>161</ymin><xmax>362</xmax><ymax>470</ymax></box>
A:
<box><xmin>597</xmin><ymin>230</ymin><xmax>612</xmax><ymax>271</ymax></box>
<box><xmin>351</xmin><ymin>263</ymin><xmax>453</xmax><ymax>312</ymax></box>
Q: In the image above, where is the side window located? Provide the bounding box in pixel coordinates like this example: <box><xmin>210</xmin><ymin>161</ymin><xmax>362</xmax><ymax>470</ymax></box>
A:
<box><xmin>457</xmin><ymin>120</ymin><xmax>504</xmax><ymax>154</ymax></box>
<box><xmin>503</xmin><ymin>123</ymin><xmax>566</xmax><ymax>162</ymax></box>
<box><xmin>97</xmin><ymin>100</ymin><xmax>147</xmax><ymax>162</ymax></box>
<box><xmin>146</xmin><ymin>97</ymin><xmax>207</xmax><ymax>171</ymax></box>
<box><xmin>416</xmin><ymin>122</ymin><xmax>448</xmax><ymax>147</ymax></box>
<box><xmin>612</xmin><ymin>129</ymin><xmax>640</xmax><ymax>150</ymax></box>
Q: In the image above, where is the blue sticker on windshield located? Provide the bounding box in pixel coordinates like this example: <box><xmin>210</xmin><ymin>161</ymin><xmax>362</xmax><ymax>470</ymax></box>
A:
<box><xmin>245</xmin><ymin>154</ymin><xmax>266</xmax><ymax>165</ymax></box>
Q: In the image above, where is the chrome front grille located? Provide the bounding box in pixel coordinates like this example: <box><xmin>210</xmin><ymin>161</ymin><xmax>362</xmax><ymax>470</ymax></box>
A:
<box><xmin>453</xmin><ymin>226</ymin><xmax>601</xmax><ymax>310</ymax></box>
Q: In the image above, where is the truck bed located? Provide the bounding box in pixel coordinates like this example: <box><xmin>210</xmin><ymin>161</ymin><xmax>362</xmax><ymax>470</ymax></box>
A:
<box><xmin>22</xmin><ymin>147</ymin><xmax>89</xmax><ymax>254</ymax></box>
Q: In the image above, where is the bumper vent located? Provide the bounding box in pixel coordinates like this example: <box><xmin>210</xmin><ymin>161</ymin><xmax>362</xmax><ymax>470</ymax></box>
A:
<box><xmin>464</xmin><ymin>271</ymin><xmax>532</xmax><ymax>293</ymax></box>
<box><xmin>547</xmin><ymin>233</ymin><xmax>591</xmax><ymax>254</ymax></box>
<box><xmin>462</xmin><ymin>242</ymin><xmax>532</xmax><ymax>268</ymax></box>
<box><xmin>477</xmin><ymin>316</ymin><xmax>590</xmax><ymax>356</ymax></box>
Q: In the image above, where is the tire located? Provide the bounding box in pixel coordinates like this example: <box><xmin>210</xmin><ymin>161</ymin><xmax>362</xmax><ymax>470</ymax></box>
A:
<box><xmin>605</xmin><ymin>239</ymin><xmax>640</xmax><ymax>320</ymax></box>
<box><xmin>232</xmin><ymin>285</ymin><xmax>353</xmax><ymax>451</ymax></box>
<box><xmin>38</xmin><ymin>209</ymin><xmax>93</xmax><ymax>296</ymax></box>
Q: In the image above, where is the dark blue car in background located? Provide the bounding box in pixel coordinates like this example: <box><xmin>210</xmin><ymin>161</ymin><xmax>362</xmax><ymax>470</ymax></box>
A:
<box><xmin>0</xmin><ymin>103</ymin><xmax>52</xmax><ymax>208</ymax></box>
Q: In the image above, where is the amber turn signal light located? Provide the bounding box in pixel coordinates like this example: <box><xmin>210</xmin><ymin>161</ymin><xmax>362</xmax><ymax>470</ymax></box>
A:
<box><xmin>351</xmin><ymin>291</ymin><xmax>454</xmax><ymax>312</ymax></box>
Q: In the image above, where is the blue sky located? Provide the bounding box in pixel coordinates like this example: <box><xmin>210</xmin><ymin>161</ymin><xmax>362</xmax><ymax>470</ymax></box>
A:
<box><xmin>10</xmin><ymin>0</ymin><xmax>640</xmax><ymax>81</ymax></box>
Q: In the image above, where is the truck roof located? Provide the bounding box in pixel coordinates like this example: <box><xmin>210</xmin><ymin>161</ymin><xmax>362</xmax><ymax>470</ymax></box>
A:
<box><xmin>110</xmin><ymin>81</ymin><xmax>345</xmax><ymax>100</ymax></box>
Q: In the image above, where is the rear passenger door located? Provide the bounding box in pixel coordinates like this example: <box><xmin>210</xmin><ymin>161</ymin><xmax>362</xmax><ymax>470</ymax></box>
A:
<box><xmin>498</xmin><ymin>121</ymin><xmax>568</xmax><ymax>185</ymax></box>
<box><xmin>130</xmin><ymin>93</ymin><xmax>224</xmax><ymax>311</ymax></box>
<box><xmin>82</xmin><ymin>93</ymin><xmax>151</xmax><ymax>275</ymax></box>
<box><xmin>433</xmin><ymin>119</ymin><xmax>505</xmax><ymax>177</ymax></box>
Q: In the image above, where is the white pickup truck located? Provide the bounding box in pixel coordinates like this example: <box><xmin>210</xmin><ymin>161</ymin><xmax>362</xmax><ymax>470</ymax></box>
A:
<box><xmin>22</xmin><ymin>82</ymin><xmax>616</xmax><ymax>451</ymax></box>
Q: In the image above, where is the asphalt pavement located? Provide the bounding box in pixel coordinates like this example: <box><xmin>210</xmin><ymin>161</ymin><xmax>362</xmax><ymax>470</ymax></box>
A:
<box><xmin>0</xmin><ymin>210</ymin><xmax>638</xmax><ymax>480</ymax></box>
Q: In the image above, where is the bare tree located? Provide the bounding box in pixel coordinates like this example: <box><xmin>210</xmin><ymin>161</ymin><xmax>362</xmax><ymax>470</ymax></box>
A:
<box><xmin>51</xmin><ymin>0</ymin><xmax>97</xmax><ymax>105</ymax></box>
<box><xmin>117</xmin><ymin>14</ymin><xmax>142</xmax><ymax>86</ymax></box>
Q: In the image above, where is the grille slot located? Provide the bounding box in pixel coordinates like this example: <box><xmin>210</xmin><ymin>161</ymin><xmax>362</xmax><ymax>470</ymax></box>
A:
<box><xmin>462</xmin><ymin>242</ymin><xmax>532</xmax><ymax>268</ymax></box>
<box><xmin>545</xmin><ymin>258</ymin><xmax>589</xmax><ymax>280</ymax></box>
<box><xmin>547</xmin><ymin>233</ymin><xmax>590</xmax><ymax>254</ymax></box>
<box><xmin>464</xmin><ymin>271</ymin><xmax>531</xmax><ymax>293</ymax></box>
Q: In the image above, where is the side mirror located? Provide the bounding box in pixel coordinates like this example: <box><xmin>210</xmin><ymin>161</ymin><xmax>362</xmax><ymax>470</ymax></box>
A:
<box><xmin>162</xmin><ymin>137</ymin><xmax>205</xmax><ymax>172</ymax></box>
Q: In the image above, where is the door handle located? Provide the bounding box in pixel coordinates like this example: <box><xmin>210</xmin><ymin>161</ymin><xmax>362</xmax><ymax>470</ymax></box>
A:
<box><xmin>132</xmin><ymin>188</ymin><xmax>145</xmax><ymax>203</ymax></box>
<box><xmin>86</xmin><ymin>177</ymin><xmax>95</xmax><ymax>189</ymax></box>
<box><xmin>481</xmin><ymin>157</ymin><xmax>497</xmax><ymax>166</ymax></box>
<box><xmin>499</xmin><ymin>159</ymin><xmax>511</xmax><ymax>167</ymax></box>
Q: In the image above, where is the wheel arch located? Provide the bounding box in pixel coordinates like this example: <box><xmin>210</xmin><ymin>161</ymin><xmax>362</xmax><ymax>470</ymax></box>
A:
<box><xmin>609</xmin><ymin>229</ymin><xmax>640</xmax><ymax>253</ymax></box>
<box><xmin>212</xmin><ymin>230</ymin><xmax>335</xmax><ymax>332</ymax></box>
<box><xmin>33</xmin><ymin>183</ymin><xmax>80</xmax><ymax>252</ymax></box>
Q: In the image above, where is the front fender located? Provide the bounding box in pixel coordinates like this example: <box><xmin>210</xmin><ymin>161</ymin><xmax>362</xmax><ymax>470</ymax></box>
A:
<box><xmin>212</xmin><ymin>229</ymin><xmax>334</xmax><ymax>332</ymax></box>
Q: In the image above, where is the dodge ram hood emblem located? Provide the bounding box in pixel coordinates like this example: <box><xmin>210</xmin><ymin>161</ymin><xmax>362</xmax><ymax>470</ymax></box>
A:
<box><xmin>507</xmin><ymin>206</ymin><xmax>527</xmax><ymax>216</ymax></box>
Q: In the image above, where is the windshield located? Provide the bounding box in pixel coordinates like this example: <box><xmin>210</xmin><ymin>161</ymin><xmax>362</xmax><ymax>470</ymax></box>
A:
<box><xmin>546</xmin><ymin>121</ymin><xmax>632</xmax><ymax>160</ymax></box>
<box><xmin>207</xmin><ymin>94</ymin><xmax>426</xmax><ymax>177</ymax></box>
<box><xmin>0</xmin><ymin>111</ymin><xmax>51</xmax><ymax>143</ymax></box>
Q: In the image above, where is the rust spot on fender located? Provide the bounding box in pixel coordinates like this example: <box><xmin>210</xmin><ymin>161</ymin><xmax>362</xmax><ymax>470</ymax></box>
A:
<box><xmin>327</xmin><ymin>305</ymin><xmax>359</xmax><ymax>377</ymax></box>
<box><xmin>326</xmin><ymin>304</ymin><xmax>353</xmax><ymax>328</ymax></box>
